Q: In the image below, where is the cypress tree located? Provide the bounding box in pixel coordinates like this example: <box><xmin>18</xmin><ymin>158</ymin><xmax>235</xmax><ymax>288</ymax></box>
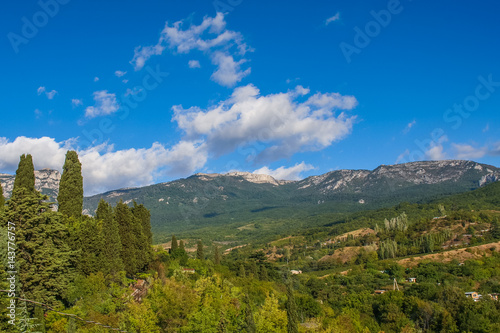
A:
<box><xmin>96</xmin><ymin>199</ymin><xmax>124</xmax><ymax>275</ymax></box>
<box><xmin>0</xmin><ymin>180</ymin><xmax>4</xmax><ymax>208</ymax></box>
<box><xmin>179</xmin><ymin>240</ymin><xmax>185</xmax><ymax>251</ymax></box>
<box><xmin>244</xmin><ymin>294</ymin><xmax>256</xmax><ymax>333</ymax></box>
<box><xmin>6</xmin><ymin>189</ymin><xmax>75</xmax><ymax>307</ymax></box>
<box><xmin>115</xmin><ymin>200</ymin><xmax>137</xmax><ymax>275</ymax></box>
<box><xmin>171</xmin><ymin>235</ymin><xmax>178</xmax><ymax>252</ymax></box>
<box><xmin>286</xmin><ymin>281</ymin><xmax>299</xmax><ymax>333</ymax></box>
<box><xmin>214</xmin><ymin>246</ymin><xmax>221</xmax><ymax>265</ymax></box>
<box><xmin>57</xmin><ymin>150</ymin><xmax>83</xmax><ymax>218</ymax></box>
<box><xmin>131</xmin><ymin>202</ymin><xmax>153</xmax><ymax>269</ymax></box>
<box><xmin>74</xmin><ymin>216</ymin><xmax>104</xmax><ymax>275</ymax></box>
<box><xmin>12</xmin><ymin>154</ymin><xmax>36</xmax><ymax>195</ymax></box>
<box><xmin>196</xmin><ymin>240</ymin><xmax>204</xmax><ymax>260</ymax></box>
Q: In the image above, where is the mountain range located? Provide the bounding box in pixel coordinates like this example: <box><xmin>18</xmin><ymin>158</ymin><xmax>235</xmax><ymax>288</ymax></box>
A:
<box><xmin>1</xmin><ymin>160</ymin><xmax>499</xmax><ymax>242</ymax></box>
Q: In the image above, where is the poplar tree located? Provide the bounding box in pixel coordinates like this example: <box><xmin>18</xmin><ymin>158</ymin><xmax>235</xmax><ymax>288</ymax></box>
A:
<box><xmin>286</xmin><ymin>281</ymin><xmax>299</xmax><ymax>333</ymax></box>
<box><xmin>57</xmin><ymin>150</ymin><xmax>83</xmax><ymax>218</ymax></box>
<box><xmin>12</xmin><ymin>154</ymin><xmax>36</xmax><ymax>195</ymax></box>
<box><xmin>96</xmin><ymin>199</ymin><xmax>124</xmax><ymax>275</ymax></box>
<box><xmin>196</xmin><ymin>240</ymin><xmax>204</xmax><ymax>260</ymax></box>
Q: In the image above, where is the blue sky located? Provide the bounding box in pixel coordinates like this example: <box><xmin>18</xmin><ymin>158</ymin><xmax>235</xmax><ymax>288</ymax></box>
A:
<box><xmin>1</xmin><ymin>0</ymin><xmax>499</xmax><ymax>195</ymax></box>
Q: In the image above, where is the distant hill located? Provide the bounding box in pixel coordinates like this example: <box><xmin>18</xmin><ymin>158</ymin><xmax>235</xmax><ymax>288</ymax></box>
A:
<box><xmin>81</xmin><ymin>160</ymin><xmax>500</xmax><ymax>241</ymax></box>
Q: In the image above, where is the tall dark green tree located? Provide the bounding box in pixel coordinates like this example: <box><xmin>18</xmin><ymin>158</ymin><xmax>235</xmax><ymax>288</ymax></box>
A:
<box><xmin>12</xmin><ymin>154</ymin><xmax>35</xmax><ymax>195</ymax></box>
<box><xmin>57</xmin><ymin>150</ymin><xmax>83</xmax><ymax>218</ymax></box>
<box><xmin>6</xmin><ymin>188</ymin><xmax>75</xmax><ymax>307</ymax></box>
<box><xmin>73</xmin><ymin>216</ymin><xmax>104</xmax><ymax>275</ymax></box>
<box><xmin>131</xmin><ymin>202</ymin><xmax>153</xmax><ymax>269</ymax></box>
<box><xmin>96</xmin><ymin>199</ymin><xmax>124</xmax><ymax>275</ymax></box>
<box><xmin>214</xmin><ymin>245</ymin><xmax>221</xmax><ymax>265</ymax></box>
<box><xmin>171</xmin><ymin>235</ymin><xmax>178</xmax><ymax>252</ymax></box>
<box><xmin>196</xmin><ymin>240</ymin><xmax>204</xmax><ymax>260</ymax></box>
<box><xmin>0</xmin><ymin>180</ymin><xmax>4</xmax><ymax>208</ymax></box>
<box><xmin>115</xmin><ymin>200</ymin><xmax>138</xmax><ymax>276</ymax></box>
<box><xmin>286</xmin><ymin>281</ymin><xmax>299</xmax><ymax>333</ymax></box>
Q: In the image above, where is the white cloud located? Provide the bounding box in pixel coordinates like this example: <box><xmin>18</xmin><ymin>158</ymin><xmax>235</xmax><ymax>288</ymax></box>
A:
<box><xmin>173</xmin><ymin>84</ymin><xmax>358</xmax><ymax>162</ymax></box>
<box><xmin>37</xmin><ymin>86</ymin><xmax>57</xmax><ymax>99</ymax></box>
<box><xmin>483</xmin><ymin>123</ymin><xmax>490</xmax><ymax>133</ymax></box>
<box><xmin>114</xmin><ymin>70</ymin><xmax>127</xmax><ymax>77</ymax></box>
<box><xmin>326</xmin><ymin>12</ymin><xmax>340</xmax><ymax>25</ymax></box>
<box><xmin>452</xmin><ymin>143</ymin><xmax>488</xmax><ymax>159</ymax></box>
<box><xmin>188</xmin><ymin>60</ymin><xmax>201</xmax><ymax>68</ymax></box>
<box><xmin>124</xmin><ymin>87</ymin><xmax>143</xmax><ymax>96</ymax></box>
<box><xmin>130</xmin><ymin>12</ymin><xmax>251</xmax><ymax>87</ymax></box>
<box><xmin>34</xmin><ymin>109</ymin><xmax>42</xmax><ymax>119</ymax></box>
<box><xmin>72</xmin><ymin>99</ymin><xmax>83</xmax><ymax>107</ymax></box>
<box><xmin>253</xmin><ymin>162</ymin><xmax>315</xmax><ymax>180</ymax></box>
<box><xmin>426</xmin><ymin>145</ymin><xmax>447</xmax><ymax>160</ymax></box>
<box><xmin>0</xmin><ymin>136</ymin><xmax>70</xmax><ymax>172</ymax></box>
<box><xmin>122</xmin><ymin>79</ymin><xmax>129</xmax><ymax>84</ymax></box>
<box><xmin>0</xmin><ymin>136</ymin><xmax>207</xmax><ymax>195</ymax></box>
<box><xmin>403</xmin><ymin>120</ymin><xmax>416</xmax><ymax>134</ymax></box>
<box><xmin>94</xmin><ymin>77</ymin><xmax>100</xmax><ymax>82</ymax></box>
<box><xmin>79</xmin><ymin>141</ymin><xmax>207</xmax><ymax>195</ymax></box>
<box><xmin>424</xmin><ymin>135</ymin><xmax>448</xmax><ymax>160</ymax></box>
<box><xmin>84</xmin><ymin>90</ymin><xmax>119</xmax><ymax>118</ymax></box>
<box><xmin>210</xmin><ymin>51</ymin><xmax>250</xmax><ymax>87</ymax></box>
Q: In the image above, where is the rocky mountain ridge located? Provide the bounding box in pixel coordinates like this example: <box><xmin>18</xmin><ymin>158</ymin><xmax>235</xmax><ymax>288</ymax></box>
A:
<box><xmin>0</xmin><ymin>169</ymin><xmax>61</xmax><ymax>200</ymax></box>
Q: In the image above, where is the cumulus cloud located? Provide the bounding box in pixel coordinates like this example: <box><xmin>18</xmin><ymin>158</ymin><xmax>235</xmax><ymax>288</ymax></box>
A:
<box><xmin>79</xmin><ymin>141</ymin><xmax>207</xmax><ymax>195</ymax></box>
<box><xmin>253</xmin><ymin>162</ymin><xmax>315</xmax><ymax>180</ymax></box>
<box><xmin>84</xmin><ymin>90</ymin><xmax>119</xmax><ymax>118</ymax></box>
<box><xmin>173</xmin><ymin>84</ymin><xmax>358</xmax><ymax>163</ymax></box>
<box><xmin>210</xmin><ymin>52</ymin><xmax>250</xmax><ymax>87</ymax></box>
<box><xmin>0</xmin><ymin>136</ymin><xmax>207</xmax><ymax>195</ymax></box>
<box><xmin>37</xmin><ymin>86</ymin><xmax>58</xmax><ymax>99</ymax></box>
<box><xmin>188</xmin><ymin>60</ymin><xmax>201</xmax><ymax>68</ymax></box>
<box><xmin>94</xmin><ymin>77</ymin><xmax>100</xmax><ymax>82</ymax></box>
<box><xmin>452</xmin><ymin>143</ymin><xmax>488</xmax><ymax>160</ymax></box>
<box><xmin>114</xmin><ymin>70</ymin><xmax>127</xmax><ymax>77</ymax></box>
<box><xmin>130</xmin><ymin>12</ymin><xmax>251</xmax><ymax>87</ymax></box>
<box><xmin>0</xmin><ymin>136</ymin><xmax>70</xmax><ymax>172</ymax></box>
<box><xmin>325</xmin><ymin>12</ymin><xmax>340</xmax><ymax>25</ymax></box>
<box><xmin>72</xmin><ymin>99</ymin><xmax>83</xmax><ymax>107</ymax></box>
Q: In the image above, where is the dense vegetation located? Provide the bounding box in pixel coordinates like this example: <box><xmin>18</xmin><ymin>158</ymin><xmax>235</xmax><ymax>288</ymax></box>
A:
<box><xmin>1</xmin><ymin>154</ymin><xmax>500</xmax><ymax>332</ymax></box>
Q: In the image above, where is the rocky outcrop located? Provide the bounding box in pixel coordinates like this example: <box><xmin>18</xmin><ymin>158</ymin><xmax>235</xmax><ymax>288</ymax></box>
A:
<box><xmin>0</xmin><ymin>169</ymin><xmax>61</xmax><ymax>200</ymax></box>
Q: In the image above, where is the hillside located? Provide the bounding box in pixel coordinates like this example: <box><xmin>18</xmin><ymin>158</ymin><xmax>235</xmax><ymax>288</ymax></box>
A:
<box><xmin>82</xmin><ymin>160</ymin><xmax>500</xmax><ymax>242</ymax></box>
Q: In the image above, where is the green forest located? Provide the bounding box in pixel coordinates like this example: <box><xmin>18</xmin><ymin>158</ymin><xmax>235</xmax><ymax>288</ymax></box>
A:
<box><xmin>2</xmin><ymin>152</ymin><xmax>500</xmax><ymax>332</ymax></box>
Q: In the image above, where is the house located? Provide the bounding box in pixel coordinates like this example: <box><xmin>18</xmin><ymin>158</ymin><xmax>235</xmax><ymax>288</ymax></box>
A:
<box><xmin>488</xmin><ymin>293</ymin><xmax>499</xmax><ymax>301</ymax></box>
<box><xmin>182</xmin><ymin>268</ymin><xmax>196</xmax><ymax>274</ymax></box>
<box><xmin>465</xmin><ymin>292</ymin><xmax>480</xmax><ymax>301</ymax></box>
<box><xmin>406</xmin><ymin>277</ymin><xmax>417</xmax><ymax>283</ymax></box>
<box><xmin>374</xmin><ymin>290</ymin><xmax>386</xmax><ymax>295</ymax></box>
<box><xmin>291</xmin><ymin>270</ymin><xmax>302</xmax><ymax>275</ymax></box>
